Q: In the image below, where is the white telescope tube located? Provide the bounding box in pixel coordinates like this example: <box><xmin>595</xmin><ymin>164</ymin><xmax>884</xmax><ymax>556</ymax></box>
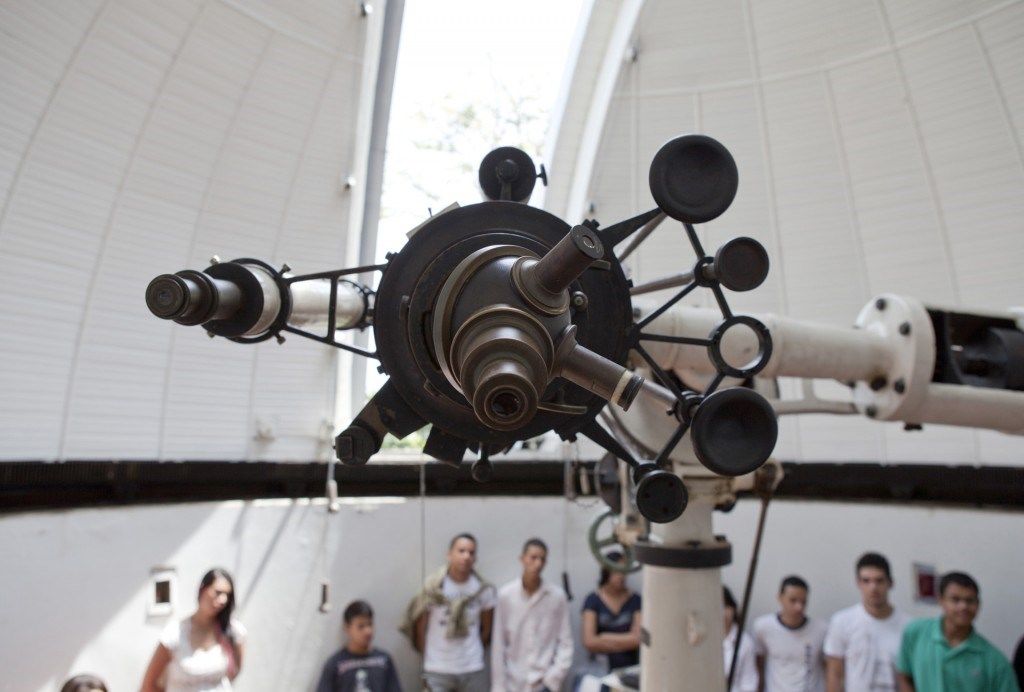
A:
<box><xmin>287</xmin><ymin>279</ymin><xmax>367</xmax><ymax>330</ymax></box>
<box><xmin>638</xmin><ymin>303</ymin><xmax>892</xmax><ymax>383</ymax></box>
<box><xmin>910</xmin><ymin>384</ymin><xmax>1024</xmax><ymax>435</ymax></box>
<box><xmin>636</xmin><ymin>298</ymin><xmax>1024</xmax><ymax>436</ymax></box>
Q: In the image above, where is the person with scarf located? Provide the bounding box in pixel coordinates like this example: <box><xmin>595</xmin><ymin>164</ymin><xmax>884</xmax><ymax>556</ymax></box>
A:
<box><xmin>401</xmin><ymin>533</ymin><xmax>496</xmax><ymax>692</ymax></box>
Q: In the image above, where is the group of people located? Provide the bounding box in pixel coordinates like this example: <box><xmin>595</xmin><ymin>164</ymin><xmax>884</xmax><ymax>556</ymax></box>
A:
<box><xmin>390</xmin><ymin>533</ymin><xmax>638</xmax><ymax>692</ymax></box>
<box><xmin>59</xmin><ymin>544</ymin><xmax>1023</xmax><ymax>692</ymax></box>
<box><xmin>723</xmin><ymin>552</ymin><xmax>1020</xmax><ymax>692</ymax></box>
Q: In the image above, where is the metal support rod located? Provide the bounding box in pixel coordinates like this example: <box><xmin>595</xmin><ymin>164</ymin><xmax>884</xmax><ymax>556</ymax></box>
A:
<box><xmin>728</xmin><ymin>491</ymin><xmax>770</xmax><ymax>688</ymax></box>
<box><xmin>617</xmin><ymin>211</ymin><xmax>667</xmax><ymax>261</ymax></box>
<box><xmin>630</xmin><ymin>269</ymin><xmax>695</xmax><ymax>296</ymax></box>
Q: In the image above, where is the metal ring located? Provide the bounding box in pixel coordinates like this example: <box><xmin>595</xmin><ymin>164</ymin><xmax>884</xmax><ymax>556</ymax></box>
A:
<box><xmin>223</xmin><ymin>257</ymin><xmax>290</xmax><ymax>344</ymax></box>
<box><xmin>634</xmin><ymin>539</ymin><xmax>732</xmax><ymax>569</ymax></box>
<box><xmin>706</xmin><ymin>314</ymin><xmax>772</xmax><ymax>378</ymax></box>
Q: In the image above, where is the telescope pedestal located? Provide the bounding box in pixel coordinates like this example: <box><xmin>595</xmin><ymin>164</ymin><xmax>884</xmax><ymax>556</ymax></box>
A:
<box><xmin>639</xmin><ymin>478</ymin><xmax>728</xmax><ymax>691</ymax></box>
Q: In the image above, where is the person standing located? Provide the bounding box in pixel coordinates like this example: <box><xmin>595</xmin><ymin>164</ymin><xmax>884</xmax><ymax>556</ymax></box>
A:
<box><xmin>753</xmin><ymin>575</ymin><xmax>827</xmax><ymax>692</ymax></box>
<box><xmin>824</xmin><ymin>552</ymin><xmax>910</xmax><ymax>692</ymax></box>
<box><xmin>401</xmin><ymin>533</ymin><xmax>496</xmax><ymax>692</ymax></box>
<box><xmin>316</xmin><ymin>600</ymin><xmax>402</xmax><ymax>692</ymax></box>
<box><xmin>141</xmin><ymin>567</ymin><xmax>247</xmax><ymax>692</ymax></box>
<box><xmin>580</xmin><ymin>551</ymin><xmax>642</xmax><ymax>673</ymax></box>
<box><xmin>896</xmin><ymin>572</ymin><xmax>1019</xmax><ymax>692</ymax></box>
<box><xmin>490</xmin><ymin>538</ymin><xmax>573</xmax><ymax>692</ymax></box>
<box><xmin>1014</xmin><ymin>634</ymin><xmax>1024</xmax><ymax>691</ymax></box>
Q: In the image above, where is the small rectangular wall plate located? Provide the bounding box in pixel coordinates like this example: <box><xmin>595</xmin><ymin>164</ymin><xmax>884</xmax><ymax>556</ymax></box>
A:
<box><xmin>913</xmin><ymin>562</ymin><xmax>937</xmax><ymax>603</ymax></box>
<box><xmin>147</xmin><ymin>566</ymin><xmax>177</xmax><ymax>618</ymax></box>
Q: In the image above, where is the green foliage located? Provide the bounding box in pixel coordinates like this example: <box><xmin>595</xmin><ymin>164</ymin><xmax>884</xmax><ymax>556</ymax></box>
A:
<box><xmin>380</xmin><ymin>425</ymin><xmax>430</xmax><ymax>451</ymax></box>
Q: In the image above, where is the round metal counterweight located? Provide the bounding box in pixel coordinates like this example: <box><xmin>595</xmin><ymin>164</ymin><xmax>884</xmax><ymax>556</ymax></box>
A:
<box><xmin>634</xmin><ymin>465</ymin><xmax>688</xmax><ymax>523</ymax></box>
<box><xmin>690</xmin><ymin>387</ymin><xmax>778</xmax><ymax>476</ymax></box>
<box><xmin>478</xmin><ymin>146</ymin><xmax>538</xmax><ymax>202</ymax></box>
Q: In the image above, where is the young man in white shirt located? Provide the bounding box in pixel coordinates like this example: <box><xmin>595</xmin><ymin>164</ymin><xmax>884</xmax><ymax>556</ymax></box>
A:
<box><xmin>491</xmin><ymin>538</ymin><xmax>573</xmax><ymax>692</ymax></box>
<box><xmin>408</xmin><ymin>533</ymin><xmax>497</xmax><ymax>692</ymax></box>
<box><xmin>753</xmin><ymin>575</ymin><xmax>827</xmax><ymax>692</ymax></box>
<box><xmin>824</xmin><ymin>552</ymin><xmax>910</xmax><ymax>692</ymax></box>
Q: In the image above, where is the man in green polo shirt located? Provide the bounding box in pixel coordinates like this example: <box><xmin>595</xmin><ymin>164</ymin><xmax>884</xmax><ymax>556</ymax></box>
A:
<box><xmin>896</xmin><ymin>571</ymin><xmax>1018</xmax><ymax>692</ymax></box>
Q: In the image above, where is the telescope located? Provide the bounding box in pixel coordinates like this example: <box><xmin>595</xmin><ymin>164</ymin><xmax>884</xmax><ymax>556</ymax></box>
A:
<box><xmin>146</xmin><ymin>134</ymin><xmax>782</xmax><ymax>524</ymax></box>
<box><xmin>146</xmin><ymin>133</ymin><xmax>1024</xmax><ymax>691</ymax></box>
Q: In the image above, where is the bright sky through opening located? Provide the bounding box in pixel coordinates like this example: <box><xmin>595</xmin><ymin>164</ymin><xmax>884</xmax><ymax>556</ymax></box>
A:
<box><xmin>366</xmin><ymin>0</ymin><xmax>587</xmax><ymax>399</ymax></box>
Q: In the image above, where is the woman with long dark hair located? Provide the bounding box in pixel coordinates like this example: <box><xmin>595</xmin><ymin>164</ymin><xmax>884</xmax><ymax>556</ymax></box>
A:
<box><xmin>141</xmin><ymin>568</ymin><xmax>247</xmax><ymax>691</ymax></box>
<box><xmin>580</xmin><ymin>551</ymin><xmax>642</xmax><ymax>672</ymax></box>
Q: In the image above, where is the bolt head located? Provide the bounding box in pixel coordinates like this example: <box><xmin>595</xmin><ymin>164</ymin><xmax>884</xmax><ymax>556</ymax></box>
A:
<box><xmin>899</xmin><ymin>321</ymin><xmax>911</xmax><ymax>336</ymax></box>
<box><xmin>336</xmin><ymin>435</ymin><xmax>354</xmax><ymax>461</ymax></box>
<box><xmin>335</xmin><ymin>426</ymin><xmax>377</xmax><ymax>465</ymax></box>
<box><xmin>471</xmin><ymin>459</ymin><xmax>493</xmax><ymax>483</ymax></box>
<box><xmin>865</xmin><ymin>405</ymin><xmax>878</xmax><ymax>418</ymax></box>
<box><xmin>894</xmin><ymin>378</ymin><xmax>906</xmax><ymax>394</ymax></box>
<box><xmin>875</xmin><ymin>297</ymin><xmax>887</xmax><ymax>310</ymax></box>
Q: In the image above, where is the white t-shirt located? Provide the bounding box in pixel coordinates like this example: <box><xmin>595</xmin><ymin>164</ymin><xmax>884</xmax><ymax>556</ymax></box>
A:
<box><xmin>752</xmin><ymin>614</ymin><xmax>827</xmax><ymax>692</ymax></box>
<box><xmin>823</xmin><ymin>604</ymin><xmax>909</xmax><ymax>692</ymax></box>
<box><xmin>724</xmin><ymin>624</ymin><xmax>759</xmax><ymax>692</ymax></box>
<box><xmin>423</xmin><ymin>574</ymin><xmax>497</xmax><ymax>675</ymax></box>
<box><xmin>159</xmin><ymin>617</ymin><xmax>247</xmax><ymax>692</ymax></box>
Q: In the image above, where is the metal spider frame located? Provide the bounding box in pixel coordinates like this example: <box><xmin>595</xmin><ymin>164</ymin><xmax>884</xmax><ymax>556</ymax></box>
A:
<box><xmin>590</xmin><ymin>208</ymin><xmax>774</xmax><ymax>471</ymax></box>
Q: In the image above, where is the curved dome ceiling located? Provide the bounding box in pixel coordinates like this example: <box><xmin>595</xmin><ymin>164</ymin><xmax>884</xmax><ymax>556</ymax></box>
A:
<box><xmin>547</xmin><ymin>0</ymin><xmax>1024</xmax><ymax>464</ymax></box>
<box><xmin>0</xmin><ymin>0</ymin><xmax>384</xmax><ymax>460</ymax></box>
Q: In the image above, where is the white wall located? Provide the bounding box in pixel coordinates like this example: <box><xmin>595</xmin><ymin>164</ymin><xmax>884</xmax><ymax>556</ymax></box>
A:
<box><xmin>0</xmin><ymin>0</ymin><xmax>383</xmax><ymax>461</ymax></box>
<box><xmin>0</xmin><ymin>495</ymin><xmax>625</xmax><ymax>692</ymax></box>
<box><xmin>1</xmin><ymin>495</ymin><xmax>1021</xmax><ymax>691</ymax></box>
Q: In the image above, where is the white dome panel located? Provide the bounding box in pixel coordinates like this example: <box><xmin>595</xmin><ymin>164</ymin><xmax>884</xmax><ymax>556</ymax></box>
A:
<box><xmin>0</xmin><ymin>0</ymin><xmax>382</xmax><ymax>460</ymax></box>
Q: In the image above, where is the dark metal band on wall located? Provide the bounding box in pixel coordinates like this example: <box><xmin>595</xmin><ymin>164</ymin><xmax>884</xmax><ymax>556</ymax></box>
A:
<box><xmin>1</xmin><ymin>460</ymin><xmax>1023</xmax><ymax>513</ymax></box>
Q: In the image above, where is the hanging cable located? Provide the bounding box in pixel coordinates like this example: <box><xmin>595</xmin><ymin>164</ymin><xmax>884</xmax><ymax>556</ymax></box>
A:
<box><xmin>319</xmin><ymin>454</ymin><xmax>339</xmax><ymax>613</ymax></box>
<box><xmin>727</xmin><ymin>464</ymin><xmax>777</xmax><ymax>689</ymax></box>
<box><xmin>419</xmin><ymin>461</ymin><xmax>427</xmax><ymax>587</ymax></box>
<box><xmin>561</xmin><ymin>442</ymin><xmax>575</xmax><ymax>600</ymax></box>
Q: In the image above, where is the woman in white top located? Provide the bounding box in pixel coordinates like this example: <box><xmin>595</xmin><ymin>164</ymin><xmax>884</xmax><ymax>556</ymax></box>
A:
<box><xmin>142</xmin><ymin>568</ymin><xmax>247</xmax><ymax>692</ymax></box>
<box><xmin>723</xmin><ymin>586</ymin><xmax>759</xmax><ymax>692</ymax></box>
